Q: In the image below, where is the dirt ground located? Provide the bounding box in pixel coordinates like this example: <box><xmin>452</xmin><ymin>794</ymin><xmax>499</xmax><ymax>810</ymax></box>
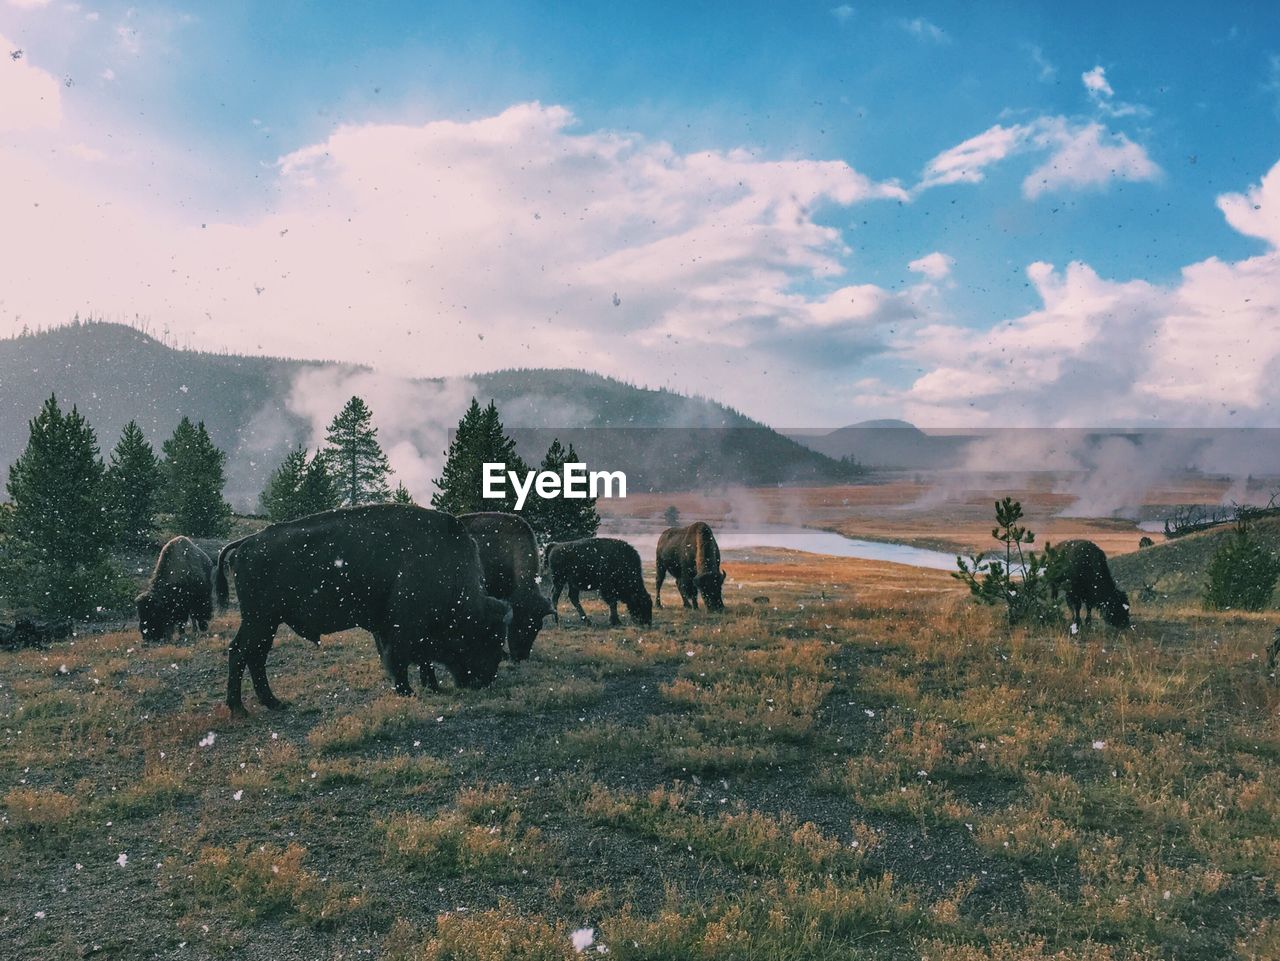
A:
<box><xmin>2</xmin><ymin>548</ymin><xmax>1275</xmax><ymax>960</ymax></box>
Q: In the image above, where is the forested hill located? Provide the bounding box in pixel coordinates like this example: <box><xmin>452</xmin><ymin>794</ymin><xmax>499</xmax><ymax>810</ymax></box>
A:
<box><xmin>0</xmin><ymin>322</ymin><xmax>858</xmax><ymax>507</ymax></box>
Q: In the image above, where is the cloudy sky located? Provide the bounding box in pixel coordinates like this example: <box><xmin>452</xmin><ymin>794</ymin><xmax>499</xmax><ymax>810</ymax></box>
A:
<box><xmin>2</xmin><ymin>1</ymin><xmax>1279</xmax><ymax>427</ymax></box>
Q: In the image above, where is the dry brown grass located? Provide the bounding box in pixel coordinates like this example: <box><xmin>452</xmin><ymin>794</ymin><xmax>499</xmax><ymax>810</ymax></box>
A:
<box><xmin>1</xmin><ymin>542</ymin><xmax>1276</xmax><ymax>960</ymax></box>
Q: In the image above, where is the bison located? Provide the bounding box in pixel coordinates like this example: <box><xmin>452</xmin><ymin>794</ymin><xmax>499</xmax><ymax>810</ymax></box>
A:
<box><xmin>546</xmin><ymin>537</ymin><xmax>653</xmax><ymax>627</ymax></box>
<box><xmin>1049</xmin><ymin>539</ymin><xmax>1131</xmax><ymax>629</ymax></box>
<box><xmin>459</xmin><ymin>511</ymin><xmax>555</xmax><ymax>660</ymax></box>
<box><xmin>1268</xmin><ymin>628</ymin><xmax>1279</xmax><ymax>684</ymax></box>
<box><xmin>136</xmin><ymin>535</ymin><xmax>215</xmax><ymax>642</ymax></box>
<box><xmin>215</xmin><ymin>504</ymin><xmax>511</xmax><ymax>715</ymax></box>
<box><xmin>655</xmin><ymin>521</ymin><xmax>727</xmax><ymax>611</ymax></box>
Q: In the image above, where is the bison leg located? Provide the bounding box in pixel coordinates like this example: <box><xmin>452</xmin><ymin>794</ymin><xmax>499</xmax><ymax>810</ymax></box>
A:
<box><xmin>551</xmin><ymin>578</ymin><xmax>565</xmax><ymax>618</ymax></box>
<box><xmin>1267</xmin><ymin>630</ymin><xmax>1279</xmax><ymax>681</ymax></box>
<box><xmin>655</xmin><ymin>561</ymin><xmax>667</xmax><ymax>609</ymax></box>
<box><xmin>227</xmin><ymin>619</ymin><xmax>279</xmax><ymax>715</ymax></box>
<box><xmin>247</xmin><ymin>634</ymin><xmax>286</xmax><ymax>710</ymax></box>
<box><xmin>568</xmin><ymin>585</ymin><xmax>590</xmax><ymax>624</ymax></box>
<box><xmin>421</xmin><ymin>662</ymin><xmax>440</xmax><ymax>692</ymax></box>
<box><xmin>677</xmin><ymin>577</ymin><xmax>695</xmax><ymax>609</ymax></box>
<box><xmin>607</xmin><ymin>599</ymin><xmax>621</xmax><ymax>627</ymax></box>
<box><xmin>377</xmin><ymin>639</ymin><xmax>414</xmax><ymax>696</ymax></box>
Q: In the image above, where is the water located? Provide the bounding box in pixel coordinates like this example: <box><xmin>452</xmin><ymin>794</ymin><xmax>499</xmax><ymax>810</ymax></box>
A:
<box><xmin>615</xmin><ymin>525</ymin><xmax>960</xmax><ymax>571</ymax></box>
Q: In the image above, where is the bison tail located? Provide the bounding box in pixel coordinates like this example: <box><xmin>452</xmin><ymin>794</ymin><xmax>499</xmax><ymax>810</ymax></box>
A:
<box><xmin>215</xmin><ymin>536</ymin><xmax>247</xmax><ymax>610</ymax></box>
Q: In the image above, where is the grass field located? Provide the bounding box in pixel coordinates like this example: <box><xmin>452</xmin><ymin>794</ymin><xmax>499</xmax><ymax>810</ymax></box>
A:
<box><xmin>1</xmin><ymin>549</ymin><xmax>1277</xmax><ymax>960</ymax></box>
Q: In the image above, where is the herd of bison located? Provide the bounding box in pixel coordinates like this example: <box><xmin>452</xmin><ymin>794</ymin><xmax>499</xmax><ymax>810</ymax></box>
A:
<box><xmin>124</xmin><ymin>503</ymin><xmax>1144</xmax><ymax>716</ymax></box>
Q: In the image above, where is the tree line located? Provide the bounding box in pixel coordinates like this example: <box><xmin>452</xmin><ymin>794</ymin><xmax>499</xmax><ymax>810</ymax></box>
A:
<box><xmin>0</xmin><ymin>394</ymin><xmax>597</xmax><ymax>622</ymax></box>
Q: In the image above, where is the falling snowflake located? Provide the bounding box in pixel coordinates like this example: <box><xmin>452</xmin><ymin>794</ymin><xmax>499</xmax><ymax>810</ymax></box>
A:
<box><xmin>1092</xmin><ymin>740</ymin><xmax>1106</xmax><ymax>750</ymax></box>
<box><xmin>116</xmin><ymin>853</ymin><xmax>128</xmax><ymax>868</ymax></box>
<box><xmin>571</xmin><ymin>928</ymin><xmax>595</xmax><ymax>952</ymax></box>
<box><xmin>233</xmin><ymin>790</ymin><xmax>244</xmax><ymax>801</ymax></box>
<box><xmin>198</xmin><ymin>732</ymin><xmax>216</xmax><ymax>748</ymax></box>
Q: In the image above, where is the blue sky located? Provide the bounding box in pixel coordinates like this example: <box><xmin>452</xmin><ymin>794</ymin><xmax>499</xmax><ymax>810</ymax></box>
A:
<box><xmin>2</xmin><ymin>0</ymin><xmax>1280</xmax><ymax>426</ymax></box>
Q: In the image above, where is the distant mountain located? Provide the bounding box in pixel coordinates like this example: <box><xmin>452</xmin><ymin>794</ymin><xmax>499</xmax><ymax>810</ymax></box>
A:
<box><xmin>786</xmin><ymin>420</ymin><xmax>970</xmax><ymax>470</ymax></box>
<box><xmin>0</xmin><ymin>322</ymin><xmax>858</xmax><ymax>507</ymax></box>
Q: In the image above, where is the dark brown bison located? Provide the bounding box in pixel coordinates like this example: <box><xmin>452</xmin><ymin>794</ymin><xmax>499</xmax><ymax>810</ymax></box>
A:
<box><xmin>1049</xmin><ymin>539</ymin><xmax>1131</xmax><ymax>629</ymax></box>
<box><xmin>1268</xmin><ymin>628</ymin><xmax>1279</xmax><ymax>684</ymax></box>
<box><xmin>655</xmin><ymin>521</ymin><xmax>727</xmax><ymax>611</ymax></box>
<box><xmin>547</xmin><ymin>537</ymin><xmax>652</xmax><ymax>627</ymax></box>
<box><xmin>136</xmin><ymin>536</ymin><xmax>214</xmax><ymax>642</ymax></box>
<box><xmin>215</xmin><ymin>505</ymin><xmax>511</xmax><ymax>715</ymax></box>
<box><xmin>459</xmin><ymin>512</ymin><xmax>554</xmax><ymax>661</ymax></box>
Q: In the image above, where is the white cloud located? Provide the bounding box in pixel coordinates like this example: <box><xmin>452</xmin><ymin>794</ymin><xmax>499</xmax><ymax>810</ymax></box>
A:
<box><xmin>907</xmin><ymin>252</ymin><xmax>953</xmax><ymax>280</ymax></box>
<box><xmin>918</xmin><ymin>117</ymin><xmax>1160</xmax><ymax>198</ymax></box>
<box><xmin>0</xmin><ymin>33</ymin><xmax>62</xmax><ymax>129</ymax></box>
<box><xmin>918</xmin><ymin>123</ymin><xmax>1026</xmax><ymax>189</ymax></box>
<box><xmin>1081</xmin><ymin>64</ymin><xmax>1147</xmax><ymax>118</ymax></box>
<box><xmin>897</xmin><ymin>158</ymin><xmax>1280</xmax><ymax>426</ymax></box>
<box><xmin>899</xmin><ymin>17</ymin><xmax>948</xmax><ymax>44</ymax></box>
<box><xmin>0</xmin><ymin>101</ymin><xmax>911</xmax><ymax>421</ymax></box>
<box><xmin>1081</xmin><ymin>65</ymin><xmax>1113</xmax><ymax>98</ymax></box>
<box><xmin>1022</xmin><ymin>119</ymin><xmax>1160</xmax><ymax>198</ymax></box>
<box><xmin>830</xmin><ymin>5</ymin><xmax>854</xmax><ymax>23</ymax></box>
<box><xmin>6</xmin><ymin>0</ymin><xmax>53</xmax><ymax>7</ymax></box>
<box><xmin>1027</xmin><ymin>44</ymin><xmax>1056</xmax><ymax>82</ymax></box>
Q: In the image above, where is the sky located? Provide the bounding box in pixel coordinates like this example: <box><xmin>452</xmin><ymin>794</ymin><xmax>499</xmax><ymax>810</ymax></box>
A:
<box><xmin>1</xmin><ymin>0</ymin><xmax>1279</xmax><ymax>427</ymax></box>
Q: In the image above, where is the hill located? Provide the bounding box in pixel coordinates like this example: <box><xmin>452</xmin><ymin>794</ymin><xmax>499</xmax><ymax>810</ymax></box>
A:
<box><xmin>1111</xmin><ymin>517</ymin><xmax>1280</xmax><ymax>608</ymax></box>
<box><xmin>786</xmin><ymin>420</ymin><xmax>970</xmax><ymax>469</ymax></box>
<box><xmin>0</xmin><ymin>321</ymin><xmax>858</xmax><ymax>507</ymax></box>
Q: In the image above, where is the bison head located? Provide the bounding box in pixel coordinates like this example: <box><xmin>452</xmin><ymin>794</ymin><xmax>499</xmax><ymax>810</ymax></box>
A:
<box><xmin>507</xmin><ymin>588</ymin><xmax>555</xmax><ymax>662</ymax></box>
<box><xmin>450</xmin><ymin>597</ymin><xmax>511</xmax><ymax>689</ymax></box>
<box><xmin>697</xmin><ymin>569</ymin><xmax>728</xmax><ymax>611</ymax></box>
<box><xmin>626</xmin><ymin>589</ymin><xmax>654</xmax><ymax>626</ymax></box>
<box><xmin>1102</xmin><ymin>590</ymin><xmax>1131</xmax><ymax>629</ymax></box>
<box><xmin>135</xmin><ymin>592</ymin><xmax>166</xmax><ymax>643</ymax></box>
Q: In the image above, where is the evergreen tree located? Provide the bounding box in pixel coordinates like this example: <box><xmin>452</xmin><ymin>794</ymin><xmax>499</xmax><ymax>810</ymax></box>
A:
<box><xmin>664</xmin><ymin>505</ymin><xmax>681</xmax><ymax>528</ymax></box>
<box><xmin>259</xmin><ymin>447</ymin><xmax>308</xmax><ymax>521</ymax></box>
<box><xmin>391</xmin><ymin>481</ymin><xmax>415</xmax><ymax>505</ymax></box>
<box><xmin>296</xmin><ymin>451</ymin><xmax>341</xmax><ymax>516</ymax></box>
<box><xmin>161</xmin><ymin>417</ymin><xmax>232</xmax><ymax>537</ymax></box>
<box><xmin>259</xmin><ymin>448</ymin><xmax>340</xmax><ymax>522</ymax></box>
<box><xmin>525</xmin><ymin>438</ymin><xmax>600</xmax><ymax>545</ymax></box>
<box><xmin>324</xmin><ymin>396</ymin><xmax>392</xmax><ymax>506</ymax></box>
<box><xmin>0</xmin><ymin>395</ymin><xmax>127</xmax><ymax>620</ymax></box>
<box><xmin>431</xmin><ymin>399</ymin><xmax>529</xmax><ymax>515</ymax></box>
<box><xmin>105</xmin><ymin>420</ymin><xmax>161</xmax><ymax>546</ymax></box>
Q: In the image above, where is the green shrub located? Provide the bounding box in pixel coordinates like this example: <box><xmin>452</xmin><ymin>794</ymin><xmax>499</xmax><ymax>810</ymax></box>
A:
<box><xmin>1203</xmin><ymin>523</ymin><xmax>1280</xmax><ymax>612</ymax></box>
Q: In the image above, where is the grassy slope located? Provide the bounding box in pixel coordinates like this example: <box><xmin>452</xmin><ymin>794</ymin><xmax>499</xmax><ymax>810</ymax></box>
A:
<box><xmin>1112</xmin><ymin>517</ymin><xmax>1280</xmax><ymax>608</ymax></box>
<box><xmin>1</xmin><ymin>553</ymin><xmax>1277</xmax><ymax>960</ymax></box>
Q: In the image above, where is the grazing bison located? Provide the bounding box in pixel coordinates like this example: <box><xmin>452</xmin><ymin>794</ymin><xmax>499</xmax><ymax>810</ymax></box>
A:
<box><xmin>655</xmin><ymin>521</ymin><xmax>727</xmax><ymax>611</ymax></box>
<box><xmin>546</xmin><ymin>538</ymin><xmax>653</xmax><ymax>627</ymax></box>
<box><xmin>1049</xmin><ymin>539</ymin><xmax>1131</xmax><ymax>629</ymax></box>
<box><xmin>459</xmin><ymin>512</ymin><xmax>555</xmax><ymax>660</ymax></box>
<box><xmin>215</xmin><ymin>505</ymin><xmax>511</xmax><ymax>715</ymax></box>
<box><xmin>136</xmin><ymin>536</ymin><xmax>214</xmax><ymax>642</ymax></box>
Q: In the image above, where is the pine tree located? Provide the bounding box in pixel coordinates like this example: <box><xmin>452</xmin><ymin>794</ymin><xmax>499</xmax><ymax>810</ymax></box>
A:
<box><xmin>431</xmin><ymin>399</ymin><xmax>528</xmax><ymax>515</ymax></box>
<box><xmin>161</xmin><ymin>417</ymin><xmax>232</xmax><ymax>537</ymax></box>
<box><xmin>525</xmin><ymin>438</ymin><xmax>600</xmax><ymax>545</ymax></box>
<box><xmin>0</xmin><ymin>395</ymin><xmax>127</xmax><ymax>620</ymax></box>
<box><xmin>296</xmin><ymin>451</ymin><xmax>340</xmax><ymax>516</ymax></box>
<box><xmin>324</xmin><ymin>396</ymin><xmax>392</xmax><ymax>506</ymax></box>
<box><xmin>259</xmin><ymin>447</ymin><xmax>308</xmax><ymax>521</ymax></box>
<box><xmin>259</xmin><ymin>448</ymin><xmax>339</xmax><ymax>522</ymax></box>
<box><xmin>105</xmin><ymin>420</ymin><xmax>161</xmax><ymax>546</ymax></box>
<box><xmin>391</xmin><ymin>481</ymin><xmax>415</xmax><ymax>505</ymax></box>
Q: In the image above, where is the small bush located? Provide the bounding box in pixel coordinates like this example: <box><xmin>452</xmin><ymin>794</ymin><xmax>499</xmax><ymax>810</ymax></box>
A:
<box><xmin>1203</xmin><ymin>523</ymin><xmax>1280</xmax><ymax>612</ymax></box>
